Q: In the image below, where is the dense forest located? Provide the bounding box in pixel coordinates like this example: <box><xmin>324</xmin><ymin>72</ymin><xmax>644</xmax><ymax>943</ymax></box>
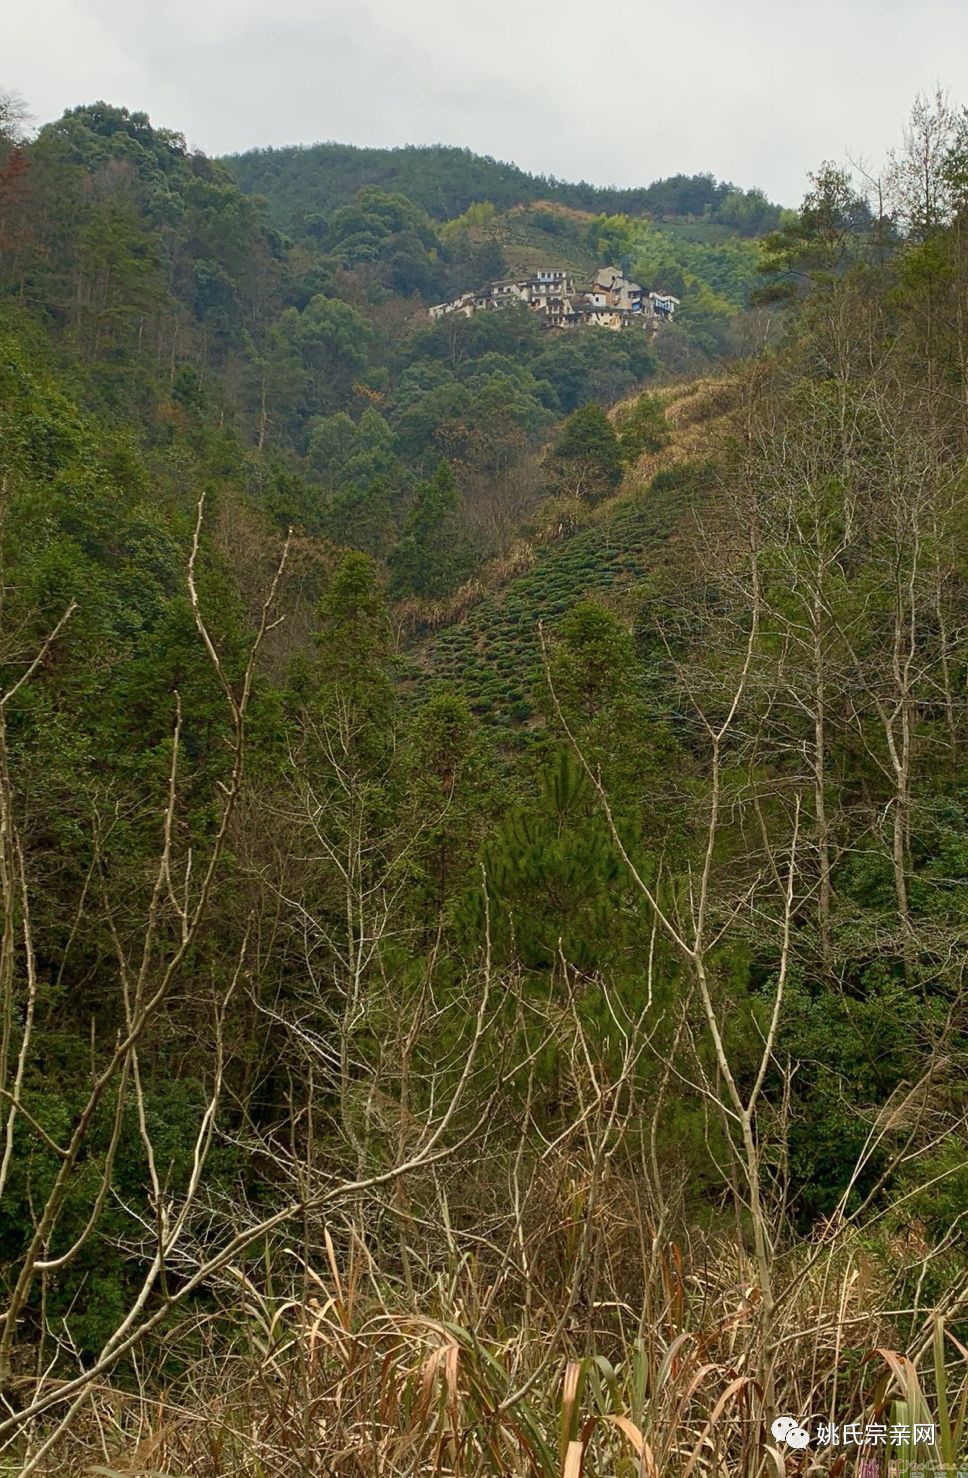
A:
<box><xmin>0</xmin><ymin>84</ymin><xmax>967</xmax><ymax>1477</ymax></box>
<box><xmin>224</xmin><ymin>139</ymin><xmax>784</xmax><ymax>234</ymax></box>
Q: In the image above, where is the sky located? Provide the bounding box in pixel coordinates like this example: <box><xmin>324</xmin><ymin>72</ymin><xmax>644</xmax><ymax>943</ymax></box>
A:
<box><xmin>2</xmin><ymin>0</ymin><xmax>964</xmax><ymax>206</ymax></box>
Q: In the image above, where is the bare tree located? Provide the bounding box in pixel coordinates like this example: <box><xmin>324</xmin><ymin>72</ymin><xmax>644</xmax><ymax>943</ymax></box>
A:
<box><xmin>887</xmin><ymin>89</ymin><xmax>960</xmax><ymax>240</ymax></box>
<box><xmin>0</xmin><ymin>502</ymin><xmax>508</xmax><ymax>1472</ymax></box>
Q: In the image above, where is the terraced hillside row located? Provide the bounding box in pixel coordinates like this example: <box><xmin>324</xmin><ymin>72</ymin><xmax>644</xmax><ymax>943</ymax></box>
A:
<box><xmin>411</xmin><ymin>379</ymin><xmax>734</xmax><ymax>737</ymax></box>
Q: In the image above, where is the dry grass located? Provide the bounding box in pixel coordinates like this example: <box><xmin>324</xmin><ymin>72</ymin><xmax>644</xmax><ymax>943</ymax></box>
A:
<box><xmin>398</xmin><ymin>375</ymin><xmax>735</xmax><ymax>639</ymax></box>
<box><xmin>15</xmin><ymin>1186</ymin><xmax>965</xmax><ymax>1478</ymax></box>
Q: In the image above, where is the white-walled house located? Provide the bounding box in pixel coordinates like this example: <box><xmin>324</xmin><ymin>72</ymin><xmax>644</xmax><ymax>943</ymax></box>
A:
<box><xmin>429</xmin><ymin>266</ymin><xmax>676</xmax><ymax>331</ymax></box>
<box><xmin>649</xmin><ymin>291</ymin><xmax>680</xmax><ymax>319</ymax></box>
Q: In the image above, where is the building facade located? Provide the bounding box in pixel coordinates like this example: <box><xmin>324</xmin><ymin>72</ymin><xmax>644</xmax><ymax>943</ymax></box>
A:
<box><xmin>429</xmin><ymin>266</ymin><xmax>679</xmax><ymax>331</ymax></box>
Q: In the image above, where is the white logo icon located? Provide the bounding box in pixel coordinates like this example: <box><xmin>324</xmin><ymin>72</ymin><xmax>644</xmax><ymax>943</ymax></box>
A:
<box><xmin>771</xmin><ymin>1416</ymin><xmax>811</xmax><ymax>1449</ymax></box>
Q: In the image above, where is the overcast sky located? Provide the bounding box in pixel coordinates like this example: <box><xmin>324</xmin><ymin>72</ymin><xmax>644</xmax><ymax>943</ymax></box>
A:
<box><xmin>2</xmin><ymin>0</ymin><xmax>964</xmax><ymax>205</ymax></box>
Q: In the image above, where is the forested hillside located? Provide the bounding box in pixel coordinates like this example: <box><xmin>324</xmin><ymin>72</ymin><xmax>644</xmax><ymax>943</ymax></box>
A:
<box><xmin>225</xmin><ymin>139</ymin><xmax>780</xmax><ymax>365</ymax></box>
<box><xmin>1</xmin><ymin>85</ymin><xmax>968</xmax><ymax>1478</ymax></box>
<box><xmin>225</xmin><ymin>139</ymin><xmax>784</xmax><ymax>232</ymax></box>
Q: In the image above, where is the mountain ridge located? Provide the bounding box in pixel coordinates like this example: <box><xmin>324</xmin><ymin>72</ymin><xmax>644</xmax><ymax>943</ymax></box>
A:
<box><xmin>223</xmin><ymin>138</ymin><xmax>785</xmax><ymax>235</ymax></box>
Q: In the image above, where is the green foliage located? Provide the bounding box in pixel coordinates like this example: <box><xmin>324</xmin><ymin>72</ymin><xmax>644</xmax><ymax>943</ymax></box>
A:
<box><xmin>549</xmin><ymin>403</ymin><xmax>624</xmax><ymax>502</ymax></box>
<box><xmin>425</xmin><ymin>465</ymin><xmax>699</xmax><ymax>731</ymax></box>
<box><xmin>225</xmin><ymin>141</ymin><xmax>782</xmax><ymax>234</ymax></box>
<box><xmin>484</xmin><ymin>750</ymin><xmax>628</xmax><ymax>972</ymax></box>
<box><xmin>18</xmin><ymin>102</ymin><xmax>288</xmax><ymax>377</ymax></box>
<box><xmin>587</xmin><ymin>213</ymin><xmax>639</xmax><ymax>265</ymax></box>
<box><xmin>314</xmin><ymin>549</ymin><xmax>394</xmax><ymax>697</ymax></box>
<box><xmin>308</xmin><ymin>406</ymin><xmax>398</xmax><ymax>491</ymax></box>
<box><xmin>614</xmin><ymin>392</ymin><xmax>671</xmax><ymax>462</ymax></box>
<box><xmin>323</xmin><ymin>185</ymin><xmax>446</xmax><ymax>296</ymax></box>
<box><xmin>403</xmin><ymin>689</ymin><xmax>498</xmax><ymax>921</ymax></box>
<box><xmin>3</xmin><ymin>91</ymin><xmax>968</xmax><ymax>1436</ymax></box>
<box><xmin>321</xmin><ymin>475</ymin><xmax>396</xmax><ymax>557</ymax></box>
<box><xmin>388</xmin><ymin>338</ymin><xmax>557</xmax><ymax>475</ymax></box>
<box><xmin>533</xmin><ymin>328</ymin><xmax>658</xmax><ymax>414</ymax></box>
<box><xmin>267</xmin><ymin>294</ymin><xmax>373</xmax><ymax>425</ymax></box>
<box><xmin>389</xmin><ymin>460</ymin><xmax>471</xmax><ymax>598</ymax></box>
<box><xmin>774</xmin><ymin>975</ymin><xmax>924</xmax><ymax>1224</ymax></box>
<box><xmin>756</xmin><ymin>163</ymin><xmax>876</xmax><ymax>299</ymax></box>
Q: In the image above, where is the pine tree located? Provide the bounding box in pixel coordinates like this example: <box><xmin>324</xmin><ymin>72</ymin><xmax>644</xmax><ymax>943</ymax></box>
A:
<box><xmin>389</xmin><ymin>460</ymin><xmax>469</xmax><ymax>598</ymax></box>
<box><xmin>548</xmin><ymin>402</ymin><xmax>623</xmax><ymax>502</ymax></box>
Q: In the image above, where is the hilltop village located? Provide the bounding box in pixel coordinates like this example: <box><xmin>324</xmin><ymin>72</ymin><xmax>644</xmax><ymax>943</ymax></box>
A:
<box><xmin>430</xmin><ymin>265</ymin><xmax>680</xmax><ymax>332</ymax></box>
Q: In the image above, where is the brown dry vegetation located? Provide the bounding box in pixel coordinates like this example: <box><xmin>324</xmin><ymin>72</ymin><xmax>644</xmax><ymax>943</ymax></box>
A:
<box><xmin>397</xmin><ymin>376</ymin><xmax>734</xmax><ymax>638</ymax></box>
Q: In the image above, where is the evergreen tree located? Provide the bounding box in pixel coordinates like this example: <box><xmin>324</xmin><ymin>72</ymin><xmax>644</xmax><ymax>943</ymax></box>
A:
<box><xmin>548</xmin><ymin>402</ymin><xmax>624</xmax><ymax>502</ymax></box>
<box><xmin>312</xmin><ymin>549</ymin><xmax>393</xmax><ymax>711</ymax></box>
<box><xmin>388</xmin><ymin>460</ymin><xmax>470</xmax><ymax>598</ymax></box>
